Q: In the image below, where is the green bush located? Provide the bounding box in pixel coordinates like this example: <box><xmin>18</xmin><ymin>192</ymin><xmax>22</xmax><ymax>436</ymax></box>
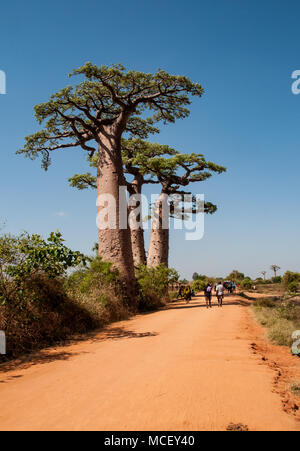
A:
<box><xmin>0</xmin><ymin>231</ymin><xmax>86</xmax><ymax>305</ymax></box>
<box><xmin>0</xmin><ymin>232</ymin><xmax>128</xmax><ymax>360</ymax></box>
<box><xmin>282</xmin><ymin>271</ymin><xmax>300</xmax><ymax>289</ymax></box>
<box><xmin>240</xmin><ymin>278</ymin><xmax>252</xmax><ymax>290</ymax></box>
<box><xmin>135</xmin><ymin>264</ymin><xmax>176</xmax><ymax>311</ymax></box>
<box><xmin>288</xmin><ymin>281</ymin><xmax>299</xmax><ymax>294</ymax></box>
<box><xmin>272</xmin><ymin>276</ymin><xmax>282</xmax><ymax>284</ymax></box>
<box><xmin>192</xmin><ymin>279</ymin><xmax>207</xmax><ymax>292</ymax></box>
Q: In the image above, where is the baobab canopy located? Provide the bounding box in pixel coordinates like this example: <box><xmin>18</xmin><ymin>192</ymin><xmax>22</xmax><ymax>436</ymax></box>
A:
<box><xmin>17</xmin><ymin>62</ymin><xmax>204</xmax><ymax>170</ymax></box>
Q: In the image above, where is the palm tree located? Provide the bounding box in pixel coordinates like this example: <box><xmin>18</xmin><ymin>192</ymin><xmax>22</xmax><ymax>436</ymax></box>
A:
<box><xmin>270</xmin><ymin>265</ymin><xmax>281</xmax><ymax>278</ymax></box>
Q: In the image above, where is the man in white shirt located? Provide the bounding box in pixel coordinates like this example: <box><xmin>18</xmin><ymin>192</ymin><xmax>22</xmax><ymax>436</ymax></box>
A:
<box><xmin>215</xmin><ymin>282</ymin><xmax>225</xmax><ymax>307</ymax></box>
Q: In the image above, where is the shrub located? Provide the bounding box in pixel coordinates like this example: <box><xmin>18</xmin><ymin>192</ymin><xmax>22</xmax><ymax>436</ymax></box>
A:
<box><xmin>272</xmin><ymin>276</ymin><xmax>282</xmax><ymax>284</ymax></box>
<box><xmin>0</xmin><ymin>232</ymin><xmax>128</xmax><ymax>360</ymax></box>
<box><xmin>192</xmin><ymin>279</ymin><xmax>207</xmax><ymax>292</ymax></box>
<box><xmin>66</xmin><ymin>256</ymin><xmax>127</xmax><ymax>323</ymax></box>
<box><xmin>0</xmin><ymin>231</ymin><xmax>86</xmax><ymax>305</ymax></box>
<box><xmin>288</xmin><ymin>281</ymin><xmax>299</xmax><ymax>294</ymax></box>
<box><xmin>240</xmin><ymin>278</ymin><xmax>252</xmax><ymax>290</ymax></box>
<box><xmin>282</xmin><ymin>271</ymin><xmax>300</xmax><ymax>289</ymax></box>
<box><xmin>252</xmin><ymin>297</ymin><xmax>300</xmax><ymax>347</ymax></box>
<box><xmin>135</xmin><ymin>264</ymin><xmax>175</xmax><ymax>311</ymax></box>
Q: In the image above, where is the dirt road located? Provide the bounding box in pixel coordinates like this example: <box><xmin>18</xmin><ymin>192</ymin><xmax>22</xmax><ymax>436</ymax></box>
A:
<box><xmin>0</xmin><ymin>295</ymin><xmax>299</xmax><ymax>431</ymax></box>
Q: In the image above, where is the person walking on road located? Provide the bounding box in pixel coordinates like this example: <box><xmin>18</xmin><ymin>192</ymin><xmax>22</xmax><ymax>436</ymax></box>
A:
<box><xmin>204</xmin><ymin>283</ymin><xmax>213</xmax><ymax>308</ymax></box>
<box><xmin>215</xmin><ymin>281</ymin><xmax>225</xmax><ymax>307</ymax></box>
<box><xmin>183</xmin><ymin>285</ymin><xmax>192</xmax><ymax>304</ymax></box>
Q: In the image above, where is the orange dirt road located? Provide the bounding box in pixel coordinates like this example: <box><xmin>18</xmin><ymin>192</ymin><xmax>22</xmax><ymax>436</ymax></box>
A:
<box><xmin>0</xmin><ymin>295</ymin><xmax>299</xmax><ymax>431</ymax></box>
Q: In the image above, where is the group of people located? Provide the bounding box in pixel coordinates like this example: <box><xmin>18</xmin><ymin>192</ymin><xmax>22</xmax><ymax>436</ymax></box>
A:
<box><xmin>177</xmin><ymin>280</ymin><xmax>237</xmax><ymax>308</ymax></box>
<box><xmin>204</xmin><ymin>281</ymin><xmax>236</xmax><ymax>308</ymax></box>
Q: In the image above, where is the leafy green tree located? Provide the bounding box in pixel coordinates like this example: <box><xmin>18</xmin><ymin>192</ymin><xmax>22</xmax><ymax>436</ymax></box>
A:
<box><xmin>18</xmin><ymin>63</ymin><xmax>203</xmax><ymax>303</ymax></box>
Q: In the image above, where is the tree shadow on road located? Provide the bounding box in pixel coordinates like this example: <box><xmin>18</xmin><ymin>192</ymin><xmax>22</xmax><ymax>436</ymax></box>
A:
<box><xmin>166</xmin><ymin>298</ymin><xmax>250</xmax><ymax>310</ymax></box>
<box><xmin>0</xmin><ymin>327</ymin><xmax>158</xmax><ymax>377</ymax></box>
<box><xmin>0</xmin><ymin>350</ymin><xmax>80</xmax><ymax>377</ymax></box>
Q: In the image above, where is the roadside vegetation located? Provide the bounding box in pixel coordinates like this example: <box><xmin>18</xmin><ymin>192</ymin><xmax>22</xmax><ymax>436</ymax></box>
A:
<box><xmin>251</xmin><ymin>271</ymin><xmax>300</xmax><ymax>347</ymax></box>
<box><xmin>0</xmin><ymin>231</ymin><xmax>177</xmax><ymax>361</ymax></box>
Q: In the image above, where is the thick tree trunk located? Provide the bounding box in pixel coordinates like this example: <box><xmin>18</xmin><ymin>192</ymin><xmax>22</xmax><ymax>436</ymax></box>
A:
<box><xmin>130</xmin><ymin>224</ymin><xmax>146</xmax><ymax>266</ymax></box>
<box><xmin>147</xmin><ymin>192</ymin><xmax>169</xmax><ymax>268</ymax></box>
<box><xmin>97</xmin><ymin>128</ymin><xmax>136</xmax><ymax>306</ymax></box>
<box><xmin>128</xmin><ymin>177</ymin><xmax>146</xmax><ymax>266</ymax></box>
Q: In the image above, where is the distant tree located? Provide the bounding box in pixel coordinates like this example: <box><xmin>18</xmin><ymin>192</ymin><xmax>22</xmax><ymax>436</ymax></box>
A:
<box><xmin>261</xmin><ymin>271</ymin><xmax>267</xmax><ymax>281</ymax></box>
<box><xmin>270</xmin><ymin>265</ymin><xmax>281</xmax><ymax>278</ymax></box>
<box><xmin>192</xmin><ymin>273</ymin><xmax>206</xmax><ymax>281</ymax></box>
<box><xmin>228</xmin><ymin>270</ymin><xmax>244</xmax><ymax>281</ymax></box>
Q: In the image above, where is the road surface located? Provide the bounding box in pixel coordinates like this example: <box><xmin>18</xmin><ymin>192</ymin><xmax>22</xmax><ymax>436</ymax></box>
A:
<box><xmin>0</xmin><ymin>295</ymin><xmax>299</xmax><ymax>431</ymax></box>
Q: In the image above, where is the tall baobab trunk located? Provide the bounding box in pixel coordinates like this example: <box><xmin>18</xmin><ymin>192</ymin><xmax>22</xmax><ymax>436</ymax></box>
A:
<box><xmin>128</xmin><ymin>176</ymin><xmax>146</xmax><ymax>266</ymax></box>
<box><xmin>97</xmin><ymin>127</ymin><xmax>136</xmax><ymax>306</ymax></box>
<box><xmin>147</xmin><ymin>192</ymin><xmax>169</xmax><ymax>268</ymax></box>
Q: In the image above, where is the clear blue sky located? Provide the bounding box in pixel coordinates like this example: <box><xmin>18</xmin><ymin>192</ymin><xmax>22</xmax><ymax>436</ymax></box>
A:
<box><xmin>1</xmin><ymin>0</ymin><xmax>300</xmax><ymax>280</ymax></box>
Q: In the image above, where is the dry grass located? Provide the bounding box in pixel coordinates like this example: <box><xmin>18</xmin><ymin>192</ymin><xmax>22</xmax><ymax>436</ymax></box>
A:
<box><xmin>252</xmin><ymin>297</ymin><xmax>300</xmax><ymax>347</ymax></box>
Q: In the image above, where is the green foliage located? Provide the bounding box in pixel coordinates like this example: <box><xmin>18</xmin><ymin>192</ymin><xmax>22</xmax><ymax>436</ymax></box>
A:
<box><xmin>68</xmin><ymin>173</ymin><xmax>97</xmax><ymax>190</ymax></box>
<box><xmin>66</xmin><ymin>257</ymin><xmax>120</xmax><ymax>294</ymax></box>
<box><xmin>192</xmin><ymin>279</ymin><xmax>207</xmax><ymax>292</ymax></box>
<box><xmin>240</xmin><ymin>278</ymin><xmax>252</xmax><ymax>290</ymax></box>
<box><xmin>282</xmin><ymin>271</ymin><xmax>300</xmax><ymax>289</ymax></box>
<box><xmin>192</xmin><ymin>272</ymin><xmax>207</xmax><ymax>281</ymax></box>
<box><xmin>271</xmin><ymin>276</ymin><xmax>282</xmax><ymax>284</ymax></box>
<box><xmin>228</xmin><ymin>270</ymin><xmax>245</xmax><ymax>281</ymax></box>
<box><xmin>17</xmin><ymin>63</ymin><xmax>204</xmax><ymax>170</ymax></box>
<box><xmin>135</xmin><ymin>264</ymin><xmax>177</xmax><ymax>310</ymax></box>
<box><xmin>0</xmin><ymin>231</ymin><xmax>86</xmax><ymax>304</ymax></box>
<box><xmin>288</xmin><ymin>281</ymin><xmax>299</xmax><ymax>294</ymax></box>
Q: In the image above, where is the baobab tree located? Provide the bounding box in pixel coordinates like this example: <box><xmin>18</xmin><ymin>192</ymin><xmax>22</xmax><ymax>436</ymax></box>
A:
<box><xmin>17</xmin><ymin>63</ymin><xmax>204</xmax><ymax>303</ymax></box>
<box><xmin>144</xmin><ymin>153</ymin><xmax>226</xmax><ymax>267</ymax></box>
<box><xmin>69</xmin><ymin>138</ymin><xmax>177</xmax><ymax>266</ymax></box>
<box><xmin>270</xmin><ymin>265</ymin><xmax>281</xmax><ymax>278</ymax></box>
<box><xmin>261</xmin><ymin>271</ymin><xmax>267</xmax><ymax>281</ymax></box>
